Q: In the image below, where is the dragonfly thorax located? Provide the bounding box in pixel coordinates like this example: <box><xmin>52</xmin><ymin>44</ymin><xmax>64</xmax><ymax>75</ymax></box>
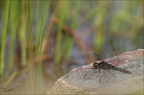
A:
<box><xmin>93</xmin><ymin>61</ymin><xmax>114</xmax><ymax>70</ymax></box>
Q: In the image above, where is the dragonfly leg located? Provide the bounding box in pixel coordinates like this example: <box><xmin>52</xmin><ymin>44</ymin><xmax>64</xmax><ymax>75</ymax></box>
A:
<box><xmin>107</xmin><ymin>69</ymin><xmax>115</xmax><ymax>77</ymax></box>
<box><xmin>83</xmin><ymin>73</ymin><xmax>87</xmax><ymax>78</ymax></box>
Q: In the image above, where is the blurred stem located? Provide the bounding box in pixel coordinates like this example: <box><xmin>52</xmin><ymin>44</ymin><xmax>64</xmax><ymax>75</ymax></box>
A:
<box><xmin>26</xmin><ymin>1</ymin><xmax>35</xmax><ymax>94</ymax></box>
<box><xmin>64</xmin><ymin>1</ymin><xmax>80</xmax><ymax>59</ymax></box>
<box><xmin>8</xmin><ymin>1</ymin><xmax>19</xmax><ymax>70</ymax></box>
<box><xmin>54</xmin><ymin>2</ymin><xmax>66</xmax><ymax>64</ymax></box>
<box><xmin>0</xmin><ymin>1</ymin><xmax>10</xmax><ymax>75</ymax></box>
<box><xmin>94</xmin><ymin>1</ymin><xmax>107</xmax><ymax>53</ymax></box>
<box><xmin>19</xmin><ymin>1</ymin><xmax>27</xmax><ymax>67</ymax></box>
<box><xmin>35</xmin><ymin>1</ymin><xmax>49</xmax><ymax>93</ymax></box>
<box><xmin>35</xmin><ymin>1</ymin><xmax>42</xmax><ymax>93</ymax></box>
<box><xmin>55</xmin><ymin>19</ymin><xmax>62</xmax><ymax>64</ymax></box>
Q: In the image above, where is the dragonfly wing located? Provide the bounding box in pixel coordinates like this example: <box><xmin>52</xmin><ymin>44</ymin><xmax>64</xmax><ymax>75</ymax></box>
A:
<box><xmin>99</xmin><ymin>70</ymin><xmax>116</xmax><ymax>85</ymax></box>
<box><xmin>83</xmin><ymin>68</ymin><xmax>100</xmax><ymax>80</ymax></box>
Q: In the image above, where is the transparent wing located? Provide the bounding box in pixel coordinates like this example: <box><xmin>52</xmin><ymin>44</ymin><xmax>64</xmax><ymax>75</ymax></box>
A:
<box><xmin>99</xmin><ymin>69</ymin><xmax>116</xmax><ymax>85</ymax></box>
<box><xmin>83</xmin><ymin>68</ymin><xmax>100</xmax><ymax>80</ymax></box>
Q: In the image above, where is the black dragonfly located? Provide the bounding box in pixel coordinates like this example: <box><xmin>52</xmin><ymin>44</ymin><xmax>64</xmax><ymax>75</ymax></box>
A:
<box><xmin>93</xmin><ymin>52</ymin><xmax>132</xmax><ymax>74</ymax></box>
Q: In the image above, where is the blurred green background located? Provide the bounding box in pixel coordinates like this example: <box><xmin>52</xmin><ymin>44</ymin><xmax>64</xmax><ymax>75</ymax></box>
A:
<box><xmin>0</xmin><ymin>1</ymin><xmax>143</xmax><ymax>94</ymax></box>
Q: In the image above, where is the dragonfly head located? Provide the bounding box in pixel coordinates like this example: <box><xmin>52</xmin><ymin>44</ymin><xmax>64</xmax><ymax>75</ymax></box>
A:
<box><xmin>93</xmin><ymin>62</ymin><xmax>99</xmax><ymax>69</ymax></box>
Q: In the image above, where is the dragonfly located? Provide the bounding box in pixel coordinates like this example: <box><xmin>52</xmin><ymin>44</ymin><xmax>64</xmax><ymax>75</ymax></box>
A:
<box><xmin>93</xmin><ymin>52</ymin><xmax>132</xmax><ymax>74</ymax></box>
